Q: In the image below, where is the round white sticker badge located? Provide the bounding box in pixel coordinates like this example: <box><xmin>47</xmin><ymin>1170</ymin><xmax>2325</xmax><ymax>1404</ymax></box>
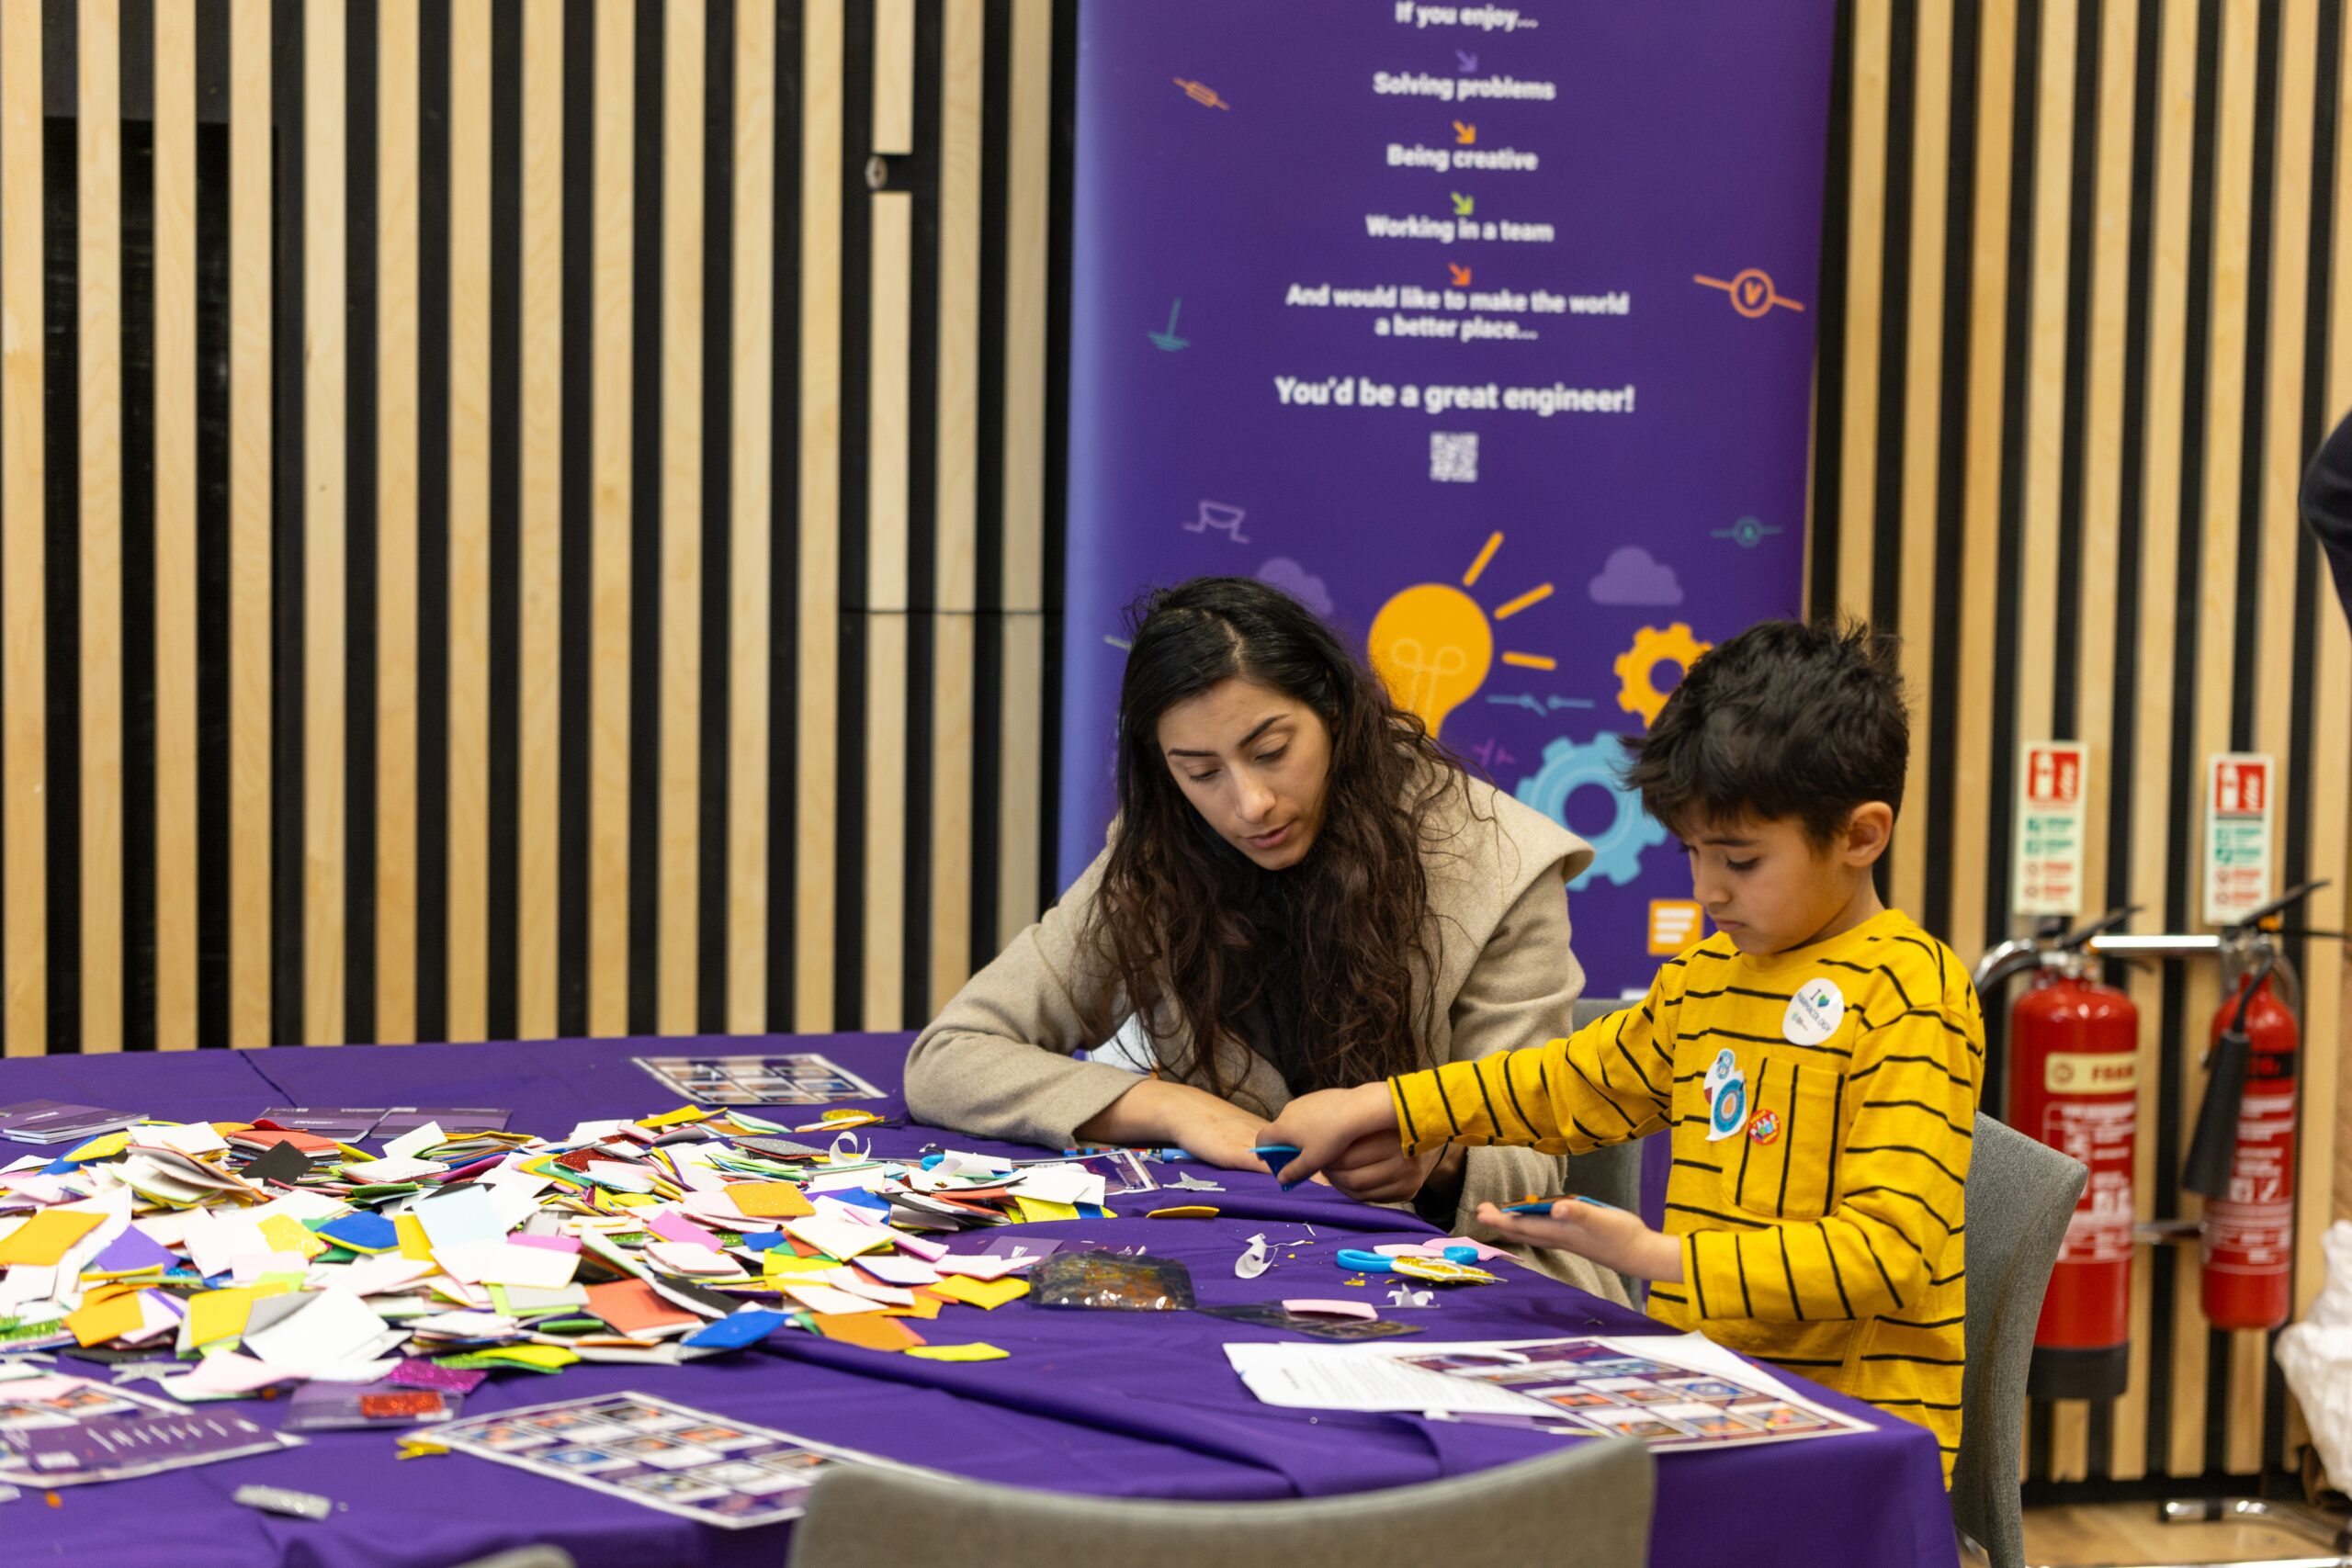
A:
<box><xmin>1783</xmin><ymin>978</ymin><xmax>1847</xmax><ymax>1046</ymax></box>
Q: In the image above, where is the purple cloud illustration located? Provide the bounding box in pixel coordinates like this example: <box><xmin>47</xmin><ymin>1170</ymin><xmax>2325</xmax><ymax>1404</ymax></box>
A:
<box><xmin>1256</xmin><ymin>557</ymin><xmax>1334</xmax><ymax>617</ymax></box>
<box><xmin>1587</xmin><ymin>546</ymin><xmax>1684</xmax><ymax>606</ymax></box>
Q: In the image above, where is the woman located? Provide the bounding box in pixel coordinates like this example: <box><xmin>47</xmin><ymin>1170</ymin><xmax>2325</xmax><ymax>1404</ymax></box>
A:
<box><xmin>903</xmin><ymin>576</ymin><xmax>1621</xmax><ymax>1300</ymax></box>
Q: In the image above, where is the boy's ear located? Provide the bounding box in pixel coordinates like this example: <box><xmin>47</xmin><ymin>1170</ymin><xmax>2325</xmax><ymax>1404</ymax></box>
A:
<box><xmin>1839</xmin><ymin>802</ymin><xmax>1896</xmax><ymax>868</ymax></box>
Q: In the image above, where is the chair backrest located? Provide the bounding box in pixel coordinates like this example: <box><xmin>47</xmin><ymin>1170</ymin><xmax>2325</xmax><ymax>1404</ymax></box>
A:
<box><xmin>1557</xmin><ymin>997</ymin><xmax>1649</xmax><ymax>1302</ymax></box>
<box><xmin>786</xmin><ymin>1435</ymin><xmax>1655</xmax><ymax>1568</ymax></box>
<box><xmin>1951</xmin><ymin>1111</ymin><xmax>2087</xmax><ymax>1568</ymax></box>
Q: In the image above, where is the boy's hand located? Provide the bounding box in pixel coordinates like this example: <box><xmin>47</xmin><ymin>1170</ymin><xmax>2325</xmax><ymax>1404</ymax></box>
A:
<box><xmin>1321</xmin><ymin>1134</ymin><xmax>1449</xmax><ymax>1206</ymax></box>
<box><xmin>1475</xmin><ymin>1199</ymin><xmax>1686</xmax><ymax>1283</ymax></box>
<box><xmin>1255</xmin><ymin>1082</ymin><xmax>1400</xmax><ymax>1187</ymax></box>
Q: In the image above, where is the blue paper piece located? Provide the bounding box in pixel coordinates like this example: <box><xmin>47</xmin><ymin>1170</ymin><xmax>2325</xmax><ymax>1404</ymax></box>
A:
<box><xmin>412</xmin><ymin>1185</ymin><xmax>503</xmax><ymax>1253</ymax></box>
<box><xmin>830</xmin><ymin>1189</ymin><xmax>894</xmax><ymax>1216</ymax></box>
<box><xmin>682</xmin><ymin>1309</ymin><xmax>793</xmax><ymax>1349</ymax></box>
<box><xmin>314</xmin><ymin>1212</ymin><xmax>401</xmax><ymax>1253</ymax></box>
<box><xmin>734</xmin><ymin>1230</ymin><xmax>789</xmax><ymax>1252</ymax></box>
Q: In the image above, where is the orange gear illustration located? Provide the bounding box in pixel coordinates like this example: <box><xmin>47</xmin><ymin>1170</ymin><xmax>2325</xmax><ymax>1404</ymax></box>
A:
<box><xmin>1612</xmin><ymin>622</ymin><xmax>1712</xmax><ymax>728</ymax></box>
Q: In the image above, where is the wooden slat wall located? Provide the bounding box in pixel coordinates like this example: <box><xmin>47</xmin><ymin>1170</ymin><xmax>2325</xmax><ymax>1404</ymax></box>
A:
<box><xmin>0</xmin><ymin>0</ymin><xmax>1063</xmax><ymax>1058</ymax></box>
<box><xmin>1812</xmin><ymin>0</ymin><xmax>2352</xmax><ymax>1497</ymax></box>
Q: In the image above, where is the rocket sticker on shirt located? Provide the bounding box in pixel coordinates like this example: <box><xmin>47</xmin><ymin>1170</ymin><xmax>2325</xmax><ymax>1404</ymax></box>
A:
<box><xmin>1781</xmin><ymin>978</ymin><xmax>1846</xmax><ymax>1046</ymax></box>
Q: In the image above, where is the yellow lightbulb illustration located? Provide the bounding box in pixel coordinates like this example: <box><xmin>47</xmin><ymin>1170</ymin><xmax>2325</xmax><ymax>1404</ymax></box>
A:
<box><xmin>1369</xmin><ymin>584</ymin><xmax>1492</xmax><ymax>739</ymax></box>
<box><xmin>1367</xmin><ymin>532</ymin><xmax>1558</xmax><ymax>739</ymax></box>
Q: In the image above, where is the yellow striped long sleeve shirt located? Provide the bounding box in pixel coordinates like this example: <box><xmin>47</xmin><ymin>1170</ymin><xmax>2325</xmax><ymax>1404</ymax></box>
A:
<box><xmin>1388</xmin><ymin>908</ymin><xmax>1984</xmax><ymax>1484</ymax></box>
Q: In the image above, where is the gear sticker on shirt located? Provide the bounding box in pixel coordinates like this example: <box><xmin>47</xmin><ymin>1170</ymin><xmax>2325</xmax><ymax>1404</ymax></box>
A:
<box><xmin>1611</xmin><ymin>622</ymin><xmax>1713</xmax><ymax>728</ymax></box>
<box><xmin>1512</xmin><ymin>735</ymin><xmax>1668</xmax><ymax>889</ymax></box>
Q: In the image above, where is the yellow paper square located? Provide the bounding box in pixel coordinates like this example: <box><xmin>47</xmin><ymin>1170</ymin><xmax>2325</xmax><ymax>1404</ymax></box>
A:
<box><xmin>480</xmin><ymin>1345</ymin><xmax>578</xmax><ymax>1370</ymax></box>
<box><xmin>395</xmin><ymin>1213</ymin><xmax>435</xmax><ymax>1262</ymax></box>
<box><xmin>906</xmin><ymin>1342</ymin><xmax>1009</xmax><ymax>1362</ymax></box>
<box><xmin>187</xmin><ymin>1286</ymin><xmax>264</xmax><ymax>1346</ymax></box>
<box><xmin>0</xmin><ymin>1208</ymin><xmax>106</xmax><ymax>1267</ymax></box>
<box><xmin>639</xmin><ymin>1106</ymin><xmax>708</xmax><ymax>1129</ymax></box>
<box><xmin>763</xmin><ymin>1253</ymin><xmax>842</xmax><ymax>1277</ymax></box>
<box><xmin>930</xmin><ymin>1277</ymin><xmax>1028</xmax><ymax>1310</ymax></box>
<box><xmin>65</xmin><ymin>1292</ymin><xmax>144</xmax><ymax>1348</ymax></box>
<box><xmin>256</xmin><ymin>1213</ymin><xmax>329</xmax><ymax>1259</ymax></box>
<box><xmin>62</xmin><ymin>1131</ymin><xmax>131</xmax><ymax>1163</ymax></box>
<box><xmin>1011</xmin><ymin>1197</ymin><xmax>1080</xmax><ymax>1224</ymax></box>
<box><xmin>728</xmin><ymin>1182</ymin><xmax>815</xmax><ymax>1219</ymax></box>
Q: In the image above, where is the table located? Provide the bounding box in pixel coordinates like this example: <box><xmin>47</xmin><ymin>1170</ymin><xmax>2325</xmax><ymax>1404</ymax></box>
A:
<box><xmin>1</xmin><ymin>1035</ymin><xmax>1961</xmax><ymax>1568</ymax></box>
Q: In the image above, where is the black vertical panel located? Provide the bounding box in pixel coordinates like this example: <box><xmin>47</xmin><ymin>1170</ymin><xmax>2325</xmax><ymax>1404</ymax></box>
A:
<box><xmin>42</xmin><ymin>0</ymin><xmax>84</xmax><ymax>1055</ymax></box>
<box><xmin>1866</xmin><ymin>0</ymin><xmax>1915</xmax><ymax>639</ymax></box>
<box><xmin>763</xmin><ymin>0</ymin><xmax>805</xmax><ymax>1031</ymax></box>
<box><xmin>831</xmin><ymin>1</ymin><xmax>874</xmax><ymax>1029</ymax></box>
<box><xmin>2049</xmin><ymin>0</ymin><xmax>2102</xmax><ymax>742</ymax></box>
<box><xmin>625</xmin><ymin>0</ymin><xmax>662</xmax><ymax>1035</ymax></box>
<box><xmin>900</xmin><ymin>3</ymin><xmax>943</xmax><ymax>1027</ymax></box>
<box><xmin>2103</xmin><ymin>0</ymin><xmax>2162</xmax><ymax>939</ymax></box>
<box><xmin>1978</xmin><ymin>0</ymin><xmax>2044</xmax><ymax>1124</ymax></box>
<box><xmin>194</xmin><ymin>0</ymin><xmax>232</xmax><ymax>1049</ymax></box>
<box><xmin>2267</xmin><ymin>0</ymin><xmax>2339</xmax><ymax>1481</ymax></box>
<box><xmin>121</xmin><ymin>0</ymin><xmax>158</xmax><ymax>1051</ymax></box>
<box><xmin>2149</xmin><ymin>0</ymin><xmax>2226</xmax><ymax>1478</ymax></box>
<box><xmin>695</xmin><ymin>0</ymin><xmax>735</xmax><ymax>1034</ymax></box>
<box><xmin>1921</xmin><ymin>0</ymin><xmax>1984</xmax><ymax>944</ymax></box>
<box><xmin>2227</xmin><ymin>4</ymin><xmax>2281</xmax><ymax>759</ymax></box>
<box><xmin>345</xmin><ymin>0</ymin><xmax>379</xmax><ymax>1043</ymax></box>
<box><xmin>267</xmin><ymin>0</ymin><xmax>302</xmax><ymax>1048</ymax></box>
<box><xmin>1041</xmin><ymin>0</ymin><xmax>1076</xmax><ymax>911</ymax></box>
<box><xmin>2098</xmin><ymin>0</ymin><xmax>2165</xmax><ymax>1474</ymax></box>
<box><xmin>1806</xmin><ymin>0</ymin><xmax>1859</xmax><ymax>621</ymax></box>
<box><xmin>2213</xmin><ymin>0</ymin><xmax>2281</xmax><ymax>1478</ymax></box>
<box><xmin>484</xmin><ymin>0</ymin><xmax>521</xmax><ymax>1042</ymax></box>
<box><xmin>555</xmin><ymin>0</ymin><xmax>594</xmax><ymax>1039</ymax></box>
<box><xmin>413</xmin><ymin>0</ymin><xmax>452</xmax><ymax>1042</ymax></box>
<box><xmin>967</xmin><ymin>0</ymin><xmax>1009</xmax><ymax>968</ymax></box>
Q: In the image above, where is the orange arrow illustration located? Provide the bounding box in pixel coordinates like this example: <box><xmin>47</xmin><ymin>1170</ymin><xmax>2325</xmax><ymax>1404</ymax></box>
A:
<box><xmin>1449</xmin><ymin>264</ymin><xmax>1473</xmax><ymax>288</ymax></box>
<box><xmin>1452</xmin><ymin>119</ymin><xmax>1477</xmax><ymax>144</ymax></box>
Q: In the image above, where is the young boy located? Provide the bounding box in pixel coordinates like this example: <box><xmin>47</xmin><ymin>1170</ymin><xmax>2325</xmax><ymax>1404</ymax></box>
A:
<box><xmin>1261</xmin><ymin>619</ymin><xmax>1982</xmax><ymax>1485</ymax></box>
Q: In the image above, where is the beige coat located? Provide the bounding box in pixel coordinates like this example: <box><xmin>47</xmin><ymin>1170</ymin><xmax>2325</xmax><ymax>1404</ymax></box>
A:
<box><xmin>902</xmin><ymin>772</ymin><xmax>1630</xmax><ymax>1305</ymax></box>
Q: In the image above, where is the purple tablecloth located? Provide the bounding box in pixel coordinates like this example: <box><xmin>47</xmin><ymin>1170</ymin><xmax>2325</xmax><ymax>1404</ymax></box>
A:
<box><xmin>1</xmin><ymin>1037</ymin><xmax>1960</xmax><ymax>1568</ymax></box>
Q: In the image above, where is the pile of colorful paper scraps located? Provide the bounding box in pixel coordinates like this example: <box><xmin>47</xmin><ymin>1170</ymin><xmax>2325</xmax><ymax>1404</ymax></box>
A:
<box><xmin>0</xmin><ymin>1108</ymin><xmax>1155</xmax><ymax>1406</ymax></box>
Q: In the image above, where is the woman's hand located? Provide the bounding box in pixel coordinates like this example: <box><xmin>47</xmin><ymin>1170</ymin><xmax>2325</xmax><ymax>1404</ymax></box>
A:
<box><xmin>1076</xmin><ymin>1077</ymin><xmax>1293</xmax><ymax>1173</ymax></box>
<box><xmin>1474</xmin><ymin>1199</ymin><xmax>1685</xmax><ymax>1282</ymax></box>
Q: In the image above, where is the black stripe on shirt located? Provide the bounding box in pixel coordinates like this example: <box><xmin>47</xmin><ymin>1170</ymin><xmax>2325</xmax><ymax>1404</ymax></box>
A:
<box><xmin>1666</xmin><ymin>1201</ymin><xmax>1770</xmax><ymax>1229</ymax></box>
<box><xmin>1858</xmin><ymin>1098</ymin><xmax>1974</xmax><ymax>1138</ymax></box>
<box><xmin>1776</xmin><ymin>1060</ymin><xmax>1801</xmax><ymax>1216</ymax></box>
<box><xmin>1392</xmin><ymin>1080</ymin><xmax>1420</xmax><ymax>1146</ymax></box>
<box><xmin>1734</xmin><ymin>1061</ymin><xmax>1765</xmax><ymax>1206</ymax></box>
<box><xmin>1855</xmin><ymin>1226</ymin><xmax>1906</xmax><ymax>1308</ymax></box>
<box><xmin>1847</xmin><ymin>1055</ymin><xmax>1973</xmax><ymax>1089</ymax></box>
<box><xmin>1777</xmin><ymin>1228</ymin><xmax>1805</xmax><ymax>1320</ymax></box>
<box><xmin>1883</xmin><ymin>1314</ymin><xmax>1965</xmax><ymax>1331</ymax></box>
<box><xmin>1500</xmin><ymin>1053</ymin><xmax>1540</xmax><ymax>1139</ymax></box>
<box><xmin>1817</xmin><ymin>957</ymin><xmax>1917</xmax><ymax>1010</ymax></box>
<box><xmin>1469</xmin><ymin>1057</ymin><xmax>1504</xmax><ymax>1136</ymax></box>
<box><xmin>1671</xmin><ymin>1157</ymin><xmax>1722</xmax><ymax>1173</ymax></box>
<box><xmin>1846</xmin><ymin>1144</ymin><xmax>1966</xmax><ymax>1185</ymax></box>
<box><xmin>1567</xmin><ymin>1055</ymin><xmax>1643</xmax><ymax>1132</ymax></box>
<box><xmin>1819</xmin><ymin>1228</ymin><xmax>1855</xmax><ymax>1318</ymax></box>
<box><xmin>1734</xmin><ymin>1240</ymin><xmax>1754</xmax><ymax>1315</ymax></box>
<box><xmin>1430</xmin><ymin>1066</ymin><xmax>1464</xmax><ymax>1134</ymax></box>
<box><xmin>1861</xmin><ymin>1352</ymin><xmax>1966</xmax><ymax>1366</ymax></box>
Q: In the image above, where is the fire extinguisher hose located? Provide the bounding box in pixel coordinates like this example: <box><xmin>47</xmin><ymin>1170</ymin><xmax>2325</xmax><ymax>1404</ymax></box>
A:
<box><xmin>2180</xmin><ymin>949</ymin><xmax>2274</xmax><ymax>1199</ymax></box>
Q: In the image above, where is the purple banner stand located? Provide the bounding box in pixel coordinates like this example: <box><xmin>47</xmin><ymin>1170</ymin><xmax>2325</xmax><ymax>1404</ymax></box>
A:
<box><xmin>1061</xmin><ymin>2</ymin><xmax>1834</xmax><ymax>996</ymax></box>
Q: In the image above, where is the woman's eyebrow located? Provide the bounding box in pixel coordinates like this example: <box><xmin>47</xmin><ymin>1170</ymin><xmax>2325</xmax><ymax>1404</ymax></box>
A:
<box><xmin>1165</xmin><ymin>715</ymin><xmax>1286</xmax><ymax>758</ymax></box>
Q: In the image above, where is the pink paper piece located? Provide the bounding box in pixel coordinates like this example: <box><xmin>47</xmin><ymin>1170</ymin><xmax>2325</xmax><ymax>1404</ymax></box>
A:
<box><xmin>891</xmin><ymin>1233</ymin><xmax>949</xmax><ymax>1263</ymax></box>
<box><xmin>386</xmin><ymin>1359</ymin><xmax>488</xmax><ymax>1393</ymax></box>
<box><xmin>507</xmin><ymin>1234</ymin><xmax>582</xmax><ymax>1254</ymax></box>
<box><xmin>647</xmin><ymin>1209</ymin><xmax>723</xmax><ymax>1250</ymax></box>
<box><xmin>1377</xmin><ymin>1237</ymin><xmax>1514</xmax><ymax>1264</ymax></box>
<box><xmin>1283</xmin><ymin>1299</ymin><xmax>1378</xmax><ymax>1320</ymax></box>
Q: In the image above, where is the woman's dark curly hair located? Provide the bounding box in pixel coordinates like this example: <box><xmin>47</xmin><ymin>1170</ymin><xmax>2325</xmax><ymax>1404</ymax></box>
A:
<box><xmin>1083</xmin><ymin>577</ymin><xmax>1471</xmax><ymax>1097</ymax></box>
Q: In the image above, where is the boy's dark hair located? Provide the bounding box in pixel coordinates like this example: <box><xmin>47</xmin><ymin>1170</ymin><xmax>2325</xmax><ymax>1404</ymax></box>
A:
<box><xmin>1621</xmin><ymin>617</ymin><xmax>1908</xmax><ymax>844</ymax></box>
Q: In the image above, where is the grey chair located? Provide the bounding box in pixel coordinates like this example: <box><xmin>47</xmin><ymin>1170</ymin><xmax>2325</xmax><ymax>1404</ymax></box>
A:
<box><xmin>786</xmin><ymin>1435</ymin><xmax>1654</xmax><ymax>1568</ymax></box>
<box><xmin>1557</xmin><ymin>996</ymin><xmax>1651</xmax><ymax>1302</ymax></box>
<box><xmin>1951</xmin><ymin>1111</ymin><xmax>2087</xmax><ymax>1568</ymax></box>
<box><xmin>447</xmin><ymin>1551</ymin><xmax>575</xmax><ymax>1568</ymax></box>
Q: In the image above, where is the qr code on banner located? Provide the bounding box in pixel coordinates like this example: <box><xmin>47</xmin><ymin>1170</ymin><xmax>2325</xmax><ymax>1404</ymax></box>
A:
<box><xmin>1430</xmin><ymin>431</ymin><xmax>1478</xmax><ymax>482</ymax></box>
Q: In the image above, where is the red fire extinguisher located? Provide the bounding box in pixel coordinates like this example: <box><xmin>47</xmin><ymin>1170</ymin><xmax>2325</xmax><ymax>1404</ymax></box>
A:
<box><xmin>2182</xmin><ymin>881</ymin><xmax>2326</xmax><ymax>1332</ymax></box>
<box><xmin>2005</xmin><ymin>909</ymin><xmax>2140</xmax><ymax>1400</ymax></box>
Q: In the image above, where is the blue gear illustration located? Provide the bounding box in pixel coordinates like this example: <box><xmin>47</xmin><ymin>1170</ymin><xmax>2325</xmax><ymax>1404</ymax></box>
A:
<box><xmin>1513</xmin><ymin>735</ymin><xmax>1668</xmax><ymax>889</ymax></box>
